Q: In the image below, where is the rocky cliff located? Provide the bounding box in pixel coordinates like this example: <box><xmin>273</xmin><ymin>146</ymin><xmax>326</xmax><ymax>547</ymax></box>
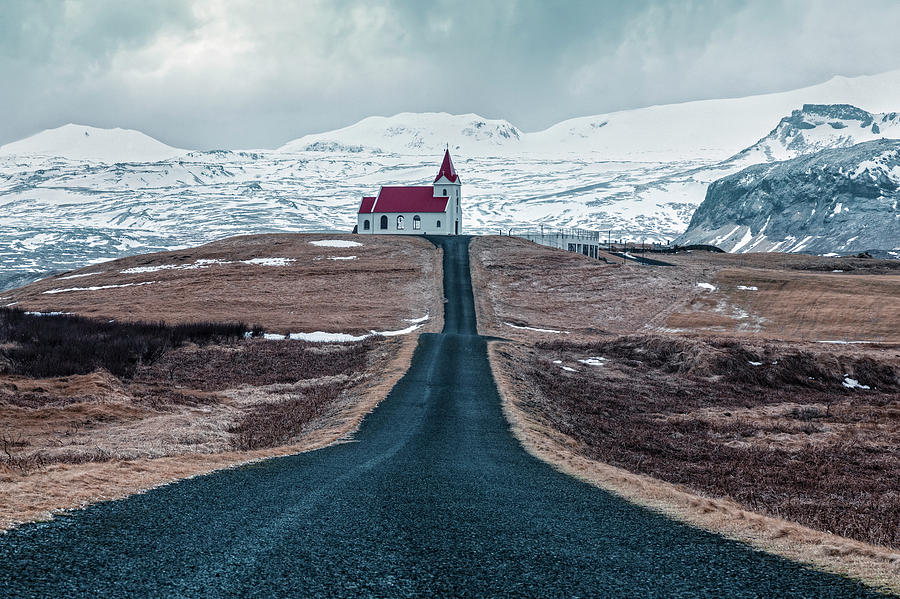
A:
<box><xmin>677</xmin><ymin>139</ymin><xmax>900</xmax><ymax>255</ymax></box>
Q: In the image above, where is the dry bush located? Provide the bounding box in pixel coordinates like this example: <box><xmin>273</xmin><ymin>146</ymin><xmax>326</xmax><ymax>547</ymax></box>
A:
<box><xmin>515</xmin><ymin>337</ymin><xmax>900</xmax><ymax>548</ymax></box>
<box><xmin>229</xmin><ymin>383</ymin><xmax>345</xmax><ymax>450</ymax></box>
<box><xmin>134</xmin><ymin>338</ymin><xmax>377</xmax><ymax>391</ymax></box>
<box><xmin>0</xmin><ymin>307</ymin><xmax>246</xmax><ymax>379</ymax></box>
<box><xmin>539</xmin><ymin>335</ymin><xmax>899</xmax><ymax>392</ymax></box>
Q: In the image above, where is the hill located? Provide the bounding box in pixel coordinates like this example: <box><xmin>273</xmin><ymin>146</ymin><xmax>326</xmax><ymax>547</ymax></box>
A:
<box><xmin>278</xmin><ymin>112</ymin><xmax>523</xmax><ymax>155</ymax></box>
<box><xmin>0</xmin><ymin>124</ymin><xmax>188</xmax><ymax>163</ymax></box>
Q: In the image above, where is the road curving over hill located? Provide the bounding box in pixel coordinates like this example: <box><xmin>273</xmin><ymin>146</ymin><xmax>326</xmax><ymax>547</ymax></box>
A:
<box><xmin>0</xmin><ymin>236</ymin><xmax>882</xmax><ymax>597</ymax></box>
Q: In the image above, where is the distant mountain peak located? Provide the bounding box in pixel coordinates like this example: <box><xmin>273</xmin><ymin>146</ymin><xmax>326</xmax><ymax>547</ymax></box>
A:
<box><xmin>278</xmin><ymin>112</ymin><xmax>522</xmax><ymax>155</ymax></box>
<box><xmin>0</xmin><ymin>124</ymin><xmax>187</xmax><ymax>163</ymax></box>
<box><xmin>731</xmin><ymin>103</ymin><xmax>900</xmax><ymax>164</ymax></box>
<box><xmin>678</xmin><ymin>138</ymin><xmax>900</xmax><ymax>254</ymax></box>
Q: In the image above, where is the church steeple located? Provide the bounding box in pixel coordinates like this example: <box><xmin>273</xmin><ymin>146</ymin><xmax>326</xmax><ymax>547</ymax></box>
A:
<box><xmin>433</xmin><ymin>149</ymin><xmax>459</xmax><ymax>183</ymax></box>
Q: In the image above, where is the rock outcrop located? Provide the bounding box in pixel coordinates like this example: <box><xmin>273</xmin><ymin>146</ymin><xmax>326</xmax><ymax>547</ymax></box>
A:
<box><xmin>677</xmin><ymin>139</ymin><xmax>900</xmax><ymax>255</ymax></box>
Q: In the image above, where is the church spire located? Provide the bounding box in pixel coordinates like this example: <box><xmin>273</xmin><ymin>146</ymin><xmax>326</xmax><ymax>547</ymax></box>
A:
<box><xmin>433</xmin><ymin>148</ymin><xmax>459</xmax><ymax>183</ymax></box>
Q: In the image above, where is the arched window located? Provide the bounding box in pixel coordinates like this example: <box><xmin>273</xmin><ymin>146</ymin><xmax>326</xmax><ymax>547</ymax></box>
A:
<box><xmin>396</xmin><ymin>215</ymin><xmax>404</xmax><ymax>230</ymax></box>
<box><xmin>380</xmin><ymin>215</ymin><xmax>388</xmax><ymax>230</ymax></box>
<box><xmin>363</xmin><ymin>219</ymin><xmax>370</xmax><ymax>230</ymax></box>
<box><xmin>443</xmin><ymin>188</ymin><xmax>448</xmax><ymax>196</ymax></box>
<box><xmin>436</xmin><ymin>220</ymin><xmax>441</xmax><ymax>228</ymax></box>
<box><xmin>413</xmin><ymin>215</ymin><xmax>421</xmax><ymax>230</ymax></box>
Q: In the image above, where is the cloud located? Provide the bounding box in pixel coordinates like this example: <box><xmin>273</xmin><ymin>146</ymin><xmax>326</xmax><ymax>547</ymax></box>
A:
<box><xmin>1</xmin><ymin>0</ymin><xmax>899</xmax><ymax>149</ymax></box>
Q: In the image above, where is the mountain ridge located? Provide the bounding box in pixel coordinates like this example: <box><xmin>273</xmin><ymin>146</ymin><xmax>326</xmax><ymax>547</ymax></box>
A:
<box><xmin>5</xmin><ymin>69</ymin><xmax>900</xmax><ymax>162</ymax></box>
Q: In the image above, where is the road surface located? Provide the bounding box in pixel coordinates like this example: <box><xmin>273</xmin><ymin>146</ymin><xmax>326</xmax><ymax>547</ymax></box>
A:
<box><xmin>0</xmin><ymin>236</ymin><xmax>881</xmax><ymax>597</ymax></box>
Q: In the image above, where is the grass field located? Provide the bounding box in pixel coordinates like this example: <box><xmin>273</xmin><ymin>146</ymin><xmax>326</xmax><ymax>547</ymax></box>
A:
<box><xmin>473</xmin><ymin>236</ymin><xmax>900</xmax><ymax>587</ymax></box>
<box><xmin>0</xmin><ymin>234</ymin><xmax>441</xmax><ymax>528</ymax></box>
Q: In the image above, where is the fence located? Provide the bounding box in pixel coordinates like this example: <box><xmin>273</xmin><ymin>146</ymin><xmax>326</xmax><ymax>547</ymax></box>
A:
<box><xmin>502</xmin><ymin>225</ymin><xmax>601</xmax><ymax>259</ymax></box>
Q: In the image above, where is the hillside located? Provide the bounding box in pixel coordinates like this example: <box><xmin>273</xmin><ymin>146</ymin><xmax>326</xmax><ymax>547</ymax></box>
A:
<box><xmin>0</xmin><ymin>124</ymin><xmax>188</xmax><ymax>163</ymax></box>
<box><xmin>678</xmin><ymin>139</ymin><xmax>900</xmax><ymax>255</ymax></box>
<box><xmin>3</xmin><ymin>234</ymin><xmax>441</xmax><ymax>334</ymax></box>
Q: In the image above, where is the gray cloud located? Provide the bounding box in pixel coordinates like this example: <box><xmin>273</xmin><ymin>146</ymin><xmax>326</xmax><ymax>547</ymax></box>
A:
<box><xmin>2</xmin><ymin>0</ymin><xmax>900</xmax><ymax>149</ymax></box>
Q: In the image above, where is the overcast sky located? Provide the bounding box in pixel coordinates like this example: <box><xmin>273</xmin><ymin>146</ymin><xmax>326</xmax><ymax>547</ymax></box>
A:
<box><xmin>3</xmin><ymin>0</ymin><xmax>900</xmax><ymax>150</ymax></box>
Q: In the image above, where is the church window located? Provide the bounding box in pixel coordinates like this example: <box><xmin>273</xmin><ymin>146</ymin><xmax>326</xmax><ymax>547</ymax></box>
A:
<box><xmin>436</xmin><ymin>220</ymin><xmax>441</xmax><ymax>228</ymax></box>
<box><xmin>443</xmin><ymin>188</ymin><xmax>448</xmax><ymax>196</ymax></box>
<box><xmin>380</xmin><ymin>215</ymin><xmax>388</xmax><ymax>229</ymax></box>
<box><xmin>413</xmin><ymin>215</ymin><xmax>421</xmax><ymax>230</ymax></box>
<box><xmin>397</xmin><ymin>215</ymin><xmax>405</xmax><ymax>230</ymax></box>
<box><xmin>363</xmin><ymin>219</ymin><xmax>370</xmax><ymax>230</ymax></box>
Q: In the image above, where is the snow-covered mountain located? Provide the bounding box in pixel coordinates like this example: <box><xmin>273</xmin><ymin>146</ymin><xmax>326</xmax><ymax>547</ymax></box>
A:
<box><xmin>678</xmin><ymin>139</ymin><xmax>900</xmax><ymax>255</ymax></box>
<box><xmin>733</xmin><ymin>104</ymin><xmax>900</xmax><ymax>164</ymax></box>
<box><xmin>279</xmin><ymin>70</ymin><xmax>900</xmax><ymax>161</ymax></box>
<box><xmin>3</xmin><ymin>70</ymin><xmax>900</xmax><ymax>291</ymax></box>
<box><xmin>278</xmin><ymin>113</ymin><xmax>523</xmax><ymax>155</ymax></box>
<box><xmin>0</xmin><ymin>124</ymin><xmax>187</xmax><ymax>163</ymax></box>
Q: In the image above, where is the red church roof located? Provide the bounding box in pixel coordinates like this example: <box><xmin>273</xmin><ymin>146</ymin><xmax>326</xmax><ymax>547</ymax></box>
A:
<box><xmin>358</xmin><ymin>196</ymin><xmax>376</xmax><ymax>214</ymax></box>
<box><xmin>433</xmin><ymin>149</ymin><xmax>459</xmax><ymax>183</ymax></box>
<box><xmin>360</xmin><ymin>187</ymin><xmax>448</xmax><ymax>213</ymax></box>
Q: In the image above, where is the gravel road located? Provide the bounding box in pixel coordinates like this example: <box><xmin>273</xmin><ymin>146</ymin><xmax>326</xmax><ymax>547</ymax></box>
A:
<box><xmin>0</xmin><ymin>236</ymin><xmax>882</xmax><ymax>597</ymax></box>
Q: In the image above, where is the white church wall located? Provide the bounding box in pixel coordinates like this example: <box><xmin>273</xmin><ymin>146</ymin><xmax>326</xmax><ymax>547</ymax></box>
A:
<box><xmin>358</xmin><ymin>212</ymin><xmax>454</xmax><ymax>235</ymax></box>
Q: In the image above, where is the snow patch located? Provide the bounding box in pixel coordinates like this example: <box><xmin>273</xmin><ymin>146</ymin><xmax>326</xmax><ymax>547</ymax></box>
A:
<box><xmin>122</xmin><ymin>259</ymin><xmax>229</xmax><ymax>274</ymax></box>
<box><xmin>58</xmin><ymin>272</ymin><xmax>102</xmax><ymax>280</ymax></box>
<box><xmin>288</xmin><ymin>331</ymin><xmax>368</xmax><ymax>342</ymax></box>
<box><xmin>260</xmin><ymin>322</ymin><xmax>423</xmax><ymax>343</ymax></box>
<box><xmin>697</xmin><ymin>283</ymin><xmax>717</xmax><ymax>292</ymax></box>
<box><xmin>578</xmin><ymin>357</ymin><xmax>607</xmax><ymax>366</ymax></box>
<box><xmin>504</xmin><ymin>322</ymin><xmax>569</xmax><ymax>334</ymax></box>
<box><xmin>560</xmin><ymin>366</ymin><xmax>578</xmax><ymax>372</ymax></box>
<box><xmin>736</xmin><ymin>285</ymin><xmax>758</xmax><ymax>291</ymax></box>
<box><xmin>403</xmin><ymin>314</ymin><xmax>430</xmax><ymax>324</ymax></box>
<box><xmin>43</xmin><ymin>281</ymin><xmax>156</xmax><ymax>294</ymax></box>
<box><xmin>842</xmin><ymin>377</ymin><xmax>870</xmax><ymax>390</ymax></box>
<box><xmin>241</xmin><ymin>258</ymin><xmax>295</xmax><ymax>267</ymax></box>
<box><xmin>327</xmin><ymin>255</ymin><xmax>358</xmax><ymax>261</ymax></box>
<box><xmin>310</xmin><ymin>240</ymin><xmax>362</xmax><ymax>248</ymax></box>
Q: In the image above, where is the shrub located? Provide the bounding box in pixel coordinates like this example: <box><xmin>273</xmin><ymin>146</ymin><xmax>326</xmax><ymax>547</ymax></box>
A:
<box><xmin>0</xmin><ymin>308</ymin><xmax>247</xmax><ymax>379</ymax></box>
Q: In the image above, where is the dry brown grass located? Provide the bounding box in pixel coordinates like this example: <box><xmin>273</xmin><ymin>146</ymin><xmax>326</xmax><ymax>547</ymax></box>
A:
<box><xmin>470</xmin><ymin>236</ymin><xmax>900</xmax><ymax>343</ymax></box>
<box><xmin>490</xmin><ymin>341</ymin><xmax>900</xmax><ymax>594</ymax></box>
<box><xmin>474</xmin><ymin>236</ymin><xmax>900</xmax><ymax>590</ymax></box>
<box><xmin>0</xmin><ymin>335</ymin><xmax>419</xmax><ymax>530</ymax></box>
<box><xmin>5</xmin><ymin>233</ymin><xmax>443</xmax><ymax>335</ymax></box>
<box><xmin>0</xmin><ymin>233</ymin><xmax>441</xmax><ymax>529</ymax></box>
<box><xmin>669</xmin><ymin>268</ymin><xmax>900</xmax><ymax>341</ymax></box>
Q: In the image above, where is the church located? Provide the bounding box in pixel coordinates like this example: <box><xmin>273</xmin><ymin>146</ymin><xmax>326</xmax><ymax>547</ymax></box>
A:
<box><xmin>356</xmin><ymin>149</ymin><xmax>462</xmax><ymax>236</ymax></box>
